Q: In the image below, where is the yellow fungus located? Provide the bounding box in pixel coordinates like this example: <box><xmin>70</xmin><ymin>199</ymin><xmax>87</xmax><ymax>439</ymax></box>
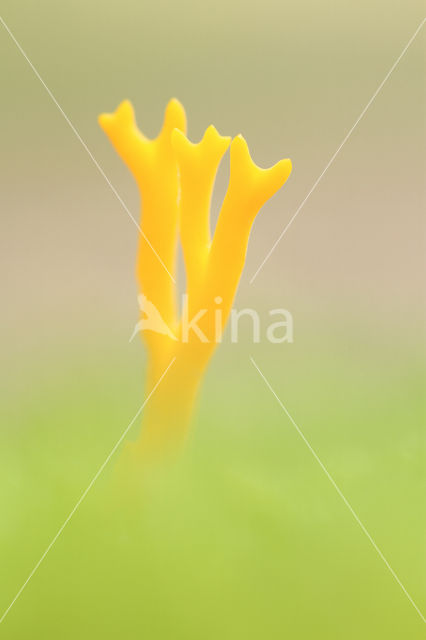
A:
<box><xmin>99</xmin><ymin>99</ymin><xmax>292</xmax><ymax>461</ymax></box>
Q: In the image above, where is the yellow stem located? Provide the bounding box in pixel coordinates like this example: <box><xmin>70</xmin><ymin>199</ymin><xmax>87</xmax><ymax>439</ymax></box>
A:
<box><xmin>99</xmin><ymin>99</ymin><xmax>292</xmax><ymax>464</ymax></box>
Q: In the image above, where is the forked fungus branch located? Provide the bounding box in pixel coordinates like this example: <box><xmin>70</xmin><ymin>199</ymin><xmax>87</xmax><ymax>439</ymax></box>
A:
<box><xmin>99</xmin><ymin>99</ymin><xmax>292</xmax><ymax>460</ymax></box>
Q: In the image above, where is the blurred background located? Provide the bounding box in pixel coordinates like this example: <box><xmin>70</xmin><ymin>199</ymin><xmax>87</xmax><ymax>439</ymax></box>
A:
<box><xmin>0</xmin><ymin>1</ymin><xmax>425</xmax><ymax>637</ymax></box>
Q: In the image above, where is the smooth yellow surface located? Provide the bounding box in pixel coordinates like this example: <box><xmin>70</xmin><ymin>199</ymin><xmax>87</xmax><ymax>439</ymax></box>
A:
<box><xmin>99</xmin><ymin>99</ymin><xmax>292</xmax><ymax>458</ymax></box>
<box><xmin>99</xmin><ymin>98</ymin><xmax>186</xmax><ymax>368</ymax></box>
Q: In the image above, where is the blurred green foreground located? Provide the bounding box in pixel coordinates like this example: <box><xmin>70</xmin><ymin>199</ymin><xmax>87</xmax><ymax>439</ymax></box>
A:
<box><xmin>0</xmin><ymin>332</ymin><xmax>424</xmax><ymax>639</ymax></box>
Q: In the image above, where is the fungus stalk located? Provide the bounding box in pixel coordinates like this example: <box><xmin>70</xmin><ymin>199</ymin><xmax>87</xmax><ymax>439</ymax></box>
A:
<box><xmin>99</xmin><ymin>99</ymin><xmax>291</xmax><ymax>461</ymax></box>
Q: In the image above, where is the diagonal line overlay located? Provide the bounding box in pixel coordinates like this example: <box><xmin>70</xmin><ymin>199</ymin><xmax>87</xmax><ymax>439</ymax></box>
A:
<box><xmin>250</xmin><ymin>356</ymin><xmax>426</xmax><ymax>624</ymax></box>
<box><xmin>250</xmin><ymin>18</ymin><xmax>425</xmax><ymax>284</ymax></box>
<box><xmin>0</xmin><ymin>357</ymin><xmax>176</xmax><ymax>625</ymax></box>
<box><xmin>0</xmin><ymin>15</ymin><xmax>175</xmax><ymax>283</ymax></box>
